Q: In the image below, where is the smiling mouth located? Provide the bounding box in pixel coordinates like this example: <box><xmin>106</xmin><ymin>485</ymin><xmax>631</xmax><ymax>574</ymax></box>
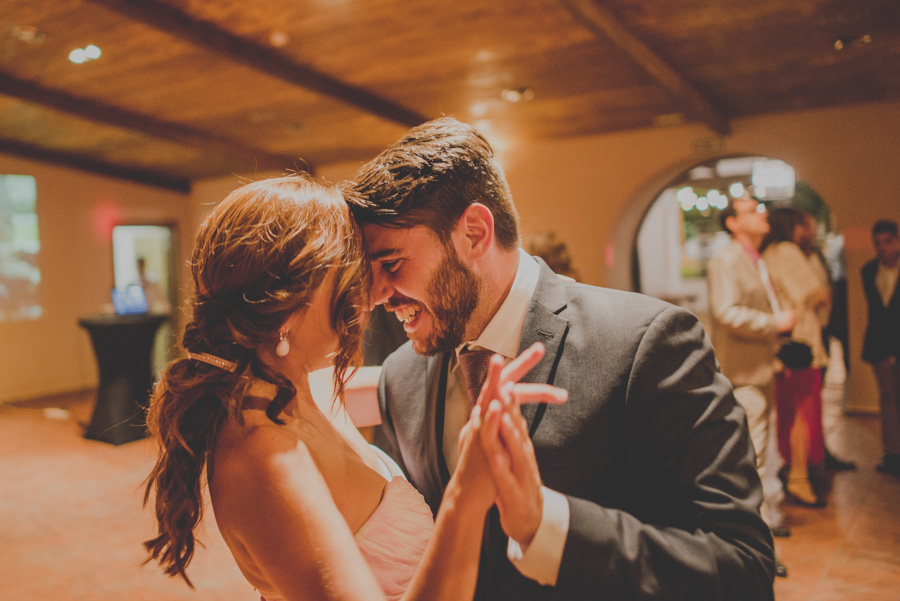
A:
<box><xmin>392</xmin><ymin>305</ymin><xmax>421</xmax><ymax>324</ymax></box>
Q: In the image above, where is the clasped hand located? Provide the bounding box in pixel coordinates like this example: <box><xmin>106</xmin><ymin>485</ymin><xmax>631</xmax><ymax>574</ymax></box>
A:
<box><xmin>456</xmin><ymin>342</ymin><xmax>568</xmax><ymax>547</ymax></box>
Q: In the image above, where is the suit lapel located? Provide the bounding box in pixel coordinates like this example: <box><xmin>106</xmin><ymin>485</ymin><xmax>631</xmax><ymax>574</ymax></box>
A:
<box><xmin>401</xmin><ymin>351</ymin><xmax>454</xmax><ymax>513</ymax></box>
<box><xmin>516</xmin><ymin>258</ymin><xmax>569</xmax><ymax>428</ymax></box>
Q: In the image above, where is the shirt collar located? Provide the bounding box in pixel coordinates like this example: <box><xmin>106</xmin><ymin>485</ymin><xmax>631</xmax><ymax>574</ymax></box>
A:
<box><xmin>736</xmin><ymin>238</ymin><xmax>761</xmax><ymax>262</ymax></box>
<box><xmin>460</xmin><ymin>248</ymin><xmax>539</xmax><ymax>359</ymax></box>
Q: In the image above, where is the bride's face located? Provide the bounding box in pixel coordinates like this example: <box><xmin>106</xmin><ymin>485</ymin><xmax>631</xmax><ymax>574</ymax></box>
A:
<box><xmin>283</xmin><ymin>275</ymin><xmax>340</xmax><ymax>373</ymax></box>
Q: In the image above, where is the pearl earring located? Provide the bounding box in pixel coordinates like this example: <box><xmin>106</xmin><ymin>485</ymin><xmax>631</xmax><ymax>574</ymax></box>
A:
<box><xmin>276</xmin><ymin>331</ymin><xmax>290</xmax><ymax>357</ymax></box>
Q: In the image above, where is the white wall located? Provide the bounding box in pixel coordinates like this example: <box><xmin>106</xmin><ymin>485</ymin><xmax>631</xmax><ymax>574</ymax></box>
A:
<box><xmin>0</xmin><ymin>156</ymin><xmax>191</xmax><ymax>402</ymax></box>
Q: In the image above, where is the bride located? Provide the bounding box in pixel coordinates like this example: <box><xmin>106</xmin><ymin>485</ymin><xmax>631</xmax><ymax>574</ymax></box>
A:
<box><xmin>142</xmin><ymin>174</ymin><xmax>565</xmax><ymax>601</ymax></box>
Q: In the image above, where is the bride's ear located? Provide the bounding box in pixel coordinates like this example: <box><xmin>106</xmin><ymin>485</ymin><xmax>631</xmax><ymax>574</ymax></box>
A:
<box><xmin>278</xmin><ymin>307</ymin><xmax>306</xmax><ymax>342</ymax></box>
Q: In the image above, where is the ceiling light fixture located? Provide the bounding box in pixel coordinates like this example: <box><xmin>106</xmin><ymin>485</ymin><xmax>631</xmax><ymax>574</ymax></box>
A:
<box><xmin>834</xmin><ymin>34</ymin><xmax>872</xmax><ymax>50</ymax></box>
<box><xmin>69</xmin><ymin>44</ymin><xmax>101</xmax><ymax>64</ymax></box>
<box><xmin>500</xmin><ymin>87</ymin><xmax>535</xmax><ymax>103</ymax></box>
<box><xmin>69</xmin><ymin>49</ymin><xmax>87</xmax><ymax>64</ymax></box>
<box><xmin>269</xmin><ymin>31</ymin><xmax>290</xmax><ymax>48</ymax></box>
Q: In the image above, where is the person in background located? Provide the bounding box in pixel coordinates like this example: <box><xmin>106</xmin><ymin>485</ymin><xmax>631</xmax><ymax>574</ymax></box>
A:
<box><xmin>762</xmin><ymin>207</ymin><xmax>831</xmax><ymax>507</ymax></box>
<box><xmin>861</xmin><ymin>219</ymin><xmax>900</xmax><ymax>476</ymax></box>
<box><xmin>825</xmin><ymin>230</ymin><xmax>851</xmax><ymax>372</ymax></box>
<box><xmin>707</xmin><ymin>193</ymin><xmax>795</xmax><ymax>576</ymax></box>
<box><xmin>348</xmin><ymin>116</ymin><xmax>775</xmax><ymax>600</ymax></box>
<box><xmin>135</xmin><ymin>256</ymin><xmax>171</xmax><ymax>315</ymax></box>
<box><xmin>142</xmin><ymin>174</ymin><xmax>566</xmax><ymax>601</ymax></box>
<box><xmin>524</xmin><ymin>230</ymin><xmax>580</xmax><ymax>281</ymax></box>
<box><xmin>795</xmin><ymin>213</ymin><xmax>857</xmax><ymax>471</ymax></box>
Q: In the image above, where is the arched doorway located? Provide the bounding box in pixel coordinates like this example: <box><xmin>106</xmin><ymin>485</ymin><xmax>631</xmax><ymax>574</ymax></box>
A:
<box><xmin>626</xmin><ymin>155</ymin><xmax>853</xmax><ymax>467</ymax></box>
<box><xmin>631</xmin><ymin>156</ymin><xmax>844</xmax><ymax>346</ymax></box>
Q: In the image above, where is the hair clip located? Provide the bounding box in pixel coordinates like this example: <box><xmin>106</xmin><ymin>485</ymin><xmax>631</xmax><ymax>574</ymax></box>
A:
<box><xmin>186</xmin><ymin>352</ymin><xmax>238</xmax><ymax>373</ymax></box>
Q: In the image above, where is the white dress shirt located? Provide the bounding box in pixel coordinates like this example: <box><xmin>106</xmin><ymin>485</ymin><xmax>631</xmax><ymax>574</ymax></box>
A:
<box><xmin>876</xmin><ymin>262</ymin><xmax>899</xmax><ymax>306</ymax></box>
<box><xmin>442</xmin><ymin>249</ymin><xmax>569</xmax><ymax>586</ymax></box>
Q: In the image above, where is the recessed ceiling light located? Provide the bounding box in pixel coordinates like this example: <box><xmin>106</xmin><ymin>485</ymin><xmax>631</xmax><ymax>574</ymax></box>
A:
<box><xmin>69</xmin><ymin>44</ymin><xmax>101</xmax><ymax>64</ymax></box>
<box><xmin>269</xmin><ymin>31</ymin><xmax>290</xmax><ymax>48</ymax></box>
<box><xmin>500</xmin><ymin>87</ymin><xmax>535</xmax><ymax>103</ymax></box>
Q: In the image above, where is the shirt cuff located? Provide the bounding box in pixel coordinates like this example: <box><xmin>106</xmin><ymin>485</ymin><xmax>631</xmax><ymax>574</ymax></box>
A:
<box><xmin>506</xmin><ymin>486</ymin><xmax>569</xmax><ymax>586</ymax></box>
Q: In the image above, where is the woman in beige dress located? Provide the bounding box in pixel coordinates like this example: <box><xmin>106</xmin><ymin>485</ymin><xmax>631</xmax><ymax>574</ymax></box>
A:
<box><xmin>762</xmin><ymin>207</ymin><xmax>831</xmax><ymax>506</ymax></box>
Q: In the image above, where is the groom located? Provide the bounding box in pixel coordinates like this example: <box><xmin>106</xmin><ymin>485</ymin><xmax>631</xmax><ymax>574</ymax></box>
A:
<box><xmin>348</xmin><ymin>117</ymin><xmax>775</xmax><ymax>601</ymax></box>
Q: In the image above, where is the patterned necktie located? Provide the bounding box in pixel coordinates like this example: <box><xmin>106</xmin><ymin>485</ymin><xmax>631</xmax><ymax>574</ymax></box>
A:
<box><xmin>457</xmin><ymin>347</ymin><xmax>493</xmax><ymax>406</ymax></box>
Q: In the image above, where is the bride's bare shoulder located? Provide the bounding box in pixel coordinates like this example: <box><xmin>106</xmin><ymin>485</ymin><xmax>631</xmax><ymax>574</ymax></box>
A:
<box><xmin>212</xmin><ymin>412</ymin><xmax>319</xmax><ymax>495</ymax></box>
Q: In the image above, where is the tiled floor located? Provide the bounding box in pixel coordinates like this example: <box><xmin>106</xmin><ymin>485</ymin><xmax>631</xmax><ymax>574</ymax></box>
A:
<box><xmin>0</xmin><ymin>390</ymin><xmax>254</xmax><ymax>601</ymax></box>
<box><xmin>1</xmin><ymin>389</ymin><xmax>898</xmax><ymax>600</ymax></box>
<box><xmin>773</xmin><ymin>414</ymin><xmax>900</xmax><ymax>601</ymax></box>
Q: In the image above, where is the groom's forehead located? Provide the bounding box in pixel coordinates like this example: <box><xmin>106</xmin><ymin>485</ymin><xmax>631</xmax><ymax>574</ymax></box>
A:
<box><xmin>361</xmin><ymin>223</ymin><xmax>438</xmax><ymax>254</ymax></box>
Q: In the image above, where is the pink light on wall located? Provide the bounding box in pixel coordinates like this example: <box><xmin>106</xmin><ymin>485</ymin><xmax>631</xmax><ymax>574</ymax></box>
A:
<box><xmin>92</xmin><ymin>201</ymin><xmax>122</xmax><ymax>240</ymax></box>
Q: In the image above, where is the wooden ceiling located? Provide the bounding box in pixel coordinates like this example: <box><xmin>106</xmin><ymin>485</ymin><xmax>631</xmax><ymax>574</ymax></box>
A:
<box><xmin>1</xmin><ymin>0</ymin><xmax>898</xmax><ymax>191</ymax></box>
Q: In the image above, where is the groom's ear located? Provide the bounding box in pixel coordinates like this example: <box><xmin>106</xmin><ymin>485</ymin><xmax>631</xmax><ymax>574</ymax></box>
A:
<box><xmin>453</xmin><ymin>203</ymin><xmax>494</xmax><ymax>262</ymax></box>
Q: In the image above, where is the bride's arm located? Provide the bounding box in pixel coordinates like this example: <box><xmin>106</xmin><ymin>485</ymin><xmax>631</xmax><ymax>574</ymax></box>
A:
<box><xmin>398</xmin><ymin>404</ymin><xmax>495</xmax><ymax>601</ymax></box>
<box><xmin>216</xmin><ymin>431</ymin><xmax>387</xmax><ymax>601</ymax></box>
<box><xmin>219</xmin><ymin>345</ymin><xmax>560</xmax><ymax>601</ymax></box>
<box><xmin>218</xmin><ymin>424</ymin><xmax>488</xmax><ymax>601</ymax></box>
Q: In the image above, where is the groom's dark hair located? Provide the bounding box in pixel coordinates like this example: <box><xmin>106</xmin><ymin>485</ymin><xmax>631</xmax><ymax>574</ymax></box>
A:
<box><xmin>348</xmin><ymin>116</ymin><xmax>520</xmax><ymax>250</ymax></box>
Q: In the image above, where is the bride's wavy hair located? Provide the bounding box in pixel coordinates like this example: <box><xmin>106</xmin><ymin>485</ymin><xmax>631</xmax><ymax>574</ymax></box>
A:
<box><xmin>142</xmin><ymin>173</ymin><xmax>370</xmax><ymax>585</ymax></box>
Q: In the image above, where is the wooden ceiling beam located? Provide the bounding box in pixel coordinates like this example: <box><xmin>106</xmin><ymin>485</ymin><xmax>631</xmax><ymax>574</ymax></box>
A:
<box><xmin>0</xmin><ymin>138</ymin><xmax>191</xmax><ymax>192</ymax></box>
<box><xmin>560</xmin><ymin>0</ymin><xmax>730</xmax><ymax>135</ymax></box>
<box><xmin>0</xmin><ymin>72</ymin><xmax>298</xmax><ymax>171</ymax></box>
<box><xmin>85</xmin><ymin>0</ymin><xmax>428</xmax><ymax>128</ymax></box>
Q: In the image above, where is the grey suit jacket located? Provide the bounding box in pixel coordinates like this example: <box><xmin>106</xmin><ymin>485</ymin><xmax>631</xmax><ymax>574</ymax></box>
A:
<box><xmin>374</xmin><ymin>257</ymin><xmax>774</xmax><ymax>601</ymax></box>
<box><xmin>707</xmin><ymin>239</ymin><xmax>780</xmax><ymax>388</ymax></box>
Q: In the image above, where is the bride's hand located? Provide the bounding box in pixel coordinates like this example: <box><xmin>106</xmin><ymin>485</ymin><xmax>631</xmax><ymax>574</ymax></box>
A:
<box><xmin>454</xmin><ymin>405</ymin><xmax>497</xmax><ymax>513</ymax></box>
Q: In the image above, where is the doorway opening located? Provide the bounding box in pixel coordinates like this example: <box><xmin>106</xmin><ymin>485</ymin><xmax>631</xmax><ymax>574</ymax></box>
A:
<box><xmin>111</xmin><ymin>225</ymin><xmax>175</xmax><ymax>370</ymax></box>
<box><xmin>633</xmin><ymin>156</ymin><xmax>844</xmax><ymax>348</ymax></box>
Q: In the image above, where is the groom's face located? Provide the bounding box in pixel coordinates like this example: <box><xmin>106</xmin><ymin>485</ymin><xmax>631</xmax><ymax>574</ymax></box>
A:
<box><xmin>362</xmin><ymin>223</ymin><xmax>480</xmax><ymax>356</ymax></box>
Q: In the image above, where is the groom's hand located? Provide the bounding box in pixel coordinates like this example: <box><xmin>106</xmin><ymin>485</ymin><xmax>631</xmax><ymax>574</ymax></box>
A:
<box><xmin>477</xmin><ymin>343</ymin><xmax>567</xmax><ymax>547</ymax></box>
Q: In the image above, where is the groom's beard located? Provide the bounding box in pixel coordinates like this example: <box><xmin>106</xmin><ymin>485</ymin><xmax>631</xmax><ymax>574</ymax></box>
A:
<box><xmin>421</xmin><ymin>248</ymin><xmax>481</xmax><ymax>355</ymax></box>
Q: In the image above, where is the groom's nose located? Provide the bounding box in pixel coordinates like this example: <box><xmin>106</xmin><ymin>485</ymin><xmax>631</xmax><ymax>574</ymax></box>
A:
<box><xmin>369</xmin><ymin>267</ymin><xmax>393</xmax><ymax>308</ymax></box>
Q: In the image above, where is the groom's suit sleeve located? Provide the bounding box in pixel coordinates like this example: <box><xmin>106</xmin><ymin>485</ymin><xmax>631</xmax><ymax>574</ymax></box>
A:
<box><xmin>549</xmin><ymin>293</ymin><xmax>775</xmax><ymax>600</ymax></box>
